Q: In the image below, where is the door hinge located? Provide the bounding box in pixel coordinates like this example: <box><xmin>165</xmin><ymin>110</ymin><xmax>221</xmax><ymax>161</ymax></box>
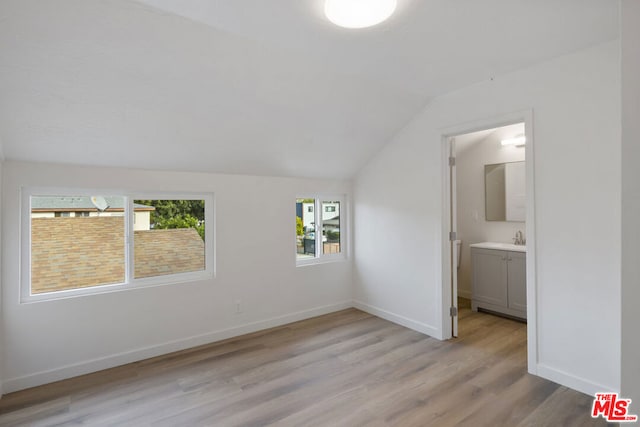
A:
<box><xmin>449</xmin><ymin>156</ymin><xmax>456</xmax><ymax>166</ymax></box>
<box><xmin>449</xmin><ymin>231</ymin><xmax>457</xmax><ymax>241</ymax></box>
<box><xmin>450</xmin><ymin>306</ymin><xmax>458</xmax><ymax>317</ymax></box>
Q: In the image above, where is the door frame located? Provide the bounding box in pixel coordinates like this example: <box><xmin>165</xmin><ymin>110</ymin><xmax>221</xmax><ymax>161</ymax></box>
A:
<box><xmin>440</xmin><ymin>109</ymin><xmax>538</xmax><ymax>375</ymax></box>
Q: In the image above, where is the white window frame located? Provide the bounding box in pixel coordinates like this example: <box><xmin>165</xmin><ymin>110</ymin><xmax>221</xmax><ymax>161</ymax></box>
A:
<box><xmin>296</xmin><ymin>195</ymin><xmax>346</xmax><ymax>266</ymax></box>
<box><xmin>21</xmin><ymin>187</ymin><xmax>215</xmax><ymax>303</ymax></box>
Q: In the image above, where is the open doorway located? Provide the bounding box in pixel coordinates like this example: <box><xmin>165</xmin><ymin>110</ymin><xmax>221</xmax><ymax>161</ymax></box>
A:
<box><xmin>441</xmin><ymin>111</ymin><xmax>537</xmax><ymax>374</ymax></box>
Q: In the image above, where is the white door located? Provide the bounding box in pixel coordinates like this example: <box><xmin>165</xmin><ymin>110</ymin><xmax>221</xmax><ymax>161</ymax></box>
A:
<box><xmin>449</xmin><ymin>138</ymin><xmax>459</xmax><ymax>337</ymax></box>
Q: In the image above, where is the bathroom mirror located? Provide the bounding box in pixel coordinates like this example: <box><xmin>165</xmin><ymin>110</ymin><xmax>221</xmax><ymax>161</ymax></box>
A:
<box><xmin>485</xmin><ymin>161</ymin><xmax>525</xmax><ymax>222</ymax></box>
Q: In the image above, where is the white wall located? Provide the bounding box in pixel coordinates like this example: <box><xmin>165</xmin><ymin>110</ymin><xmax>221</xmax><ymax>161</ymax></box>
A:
<box><xmin>0</xmin><ymin>158</ymin><xmax>3</xmax><ymax>398</ymax></box>
<box><xmin>456</xmin><ymin>125</ymin><xmax>526</xmax><ymax>298</ymax></box>
<box><xmin>621</xmin><ymin>0</ymin><xmax>640</xmax><ymax>408</ymax></box>
<box><xmin>1</xmin><ymin>161</ymin><xmax>352</xmax><ymax>392</ymax></box>
<box><xmin>353</xmin><ymin>41</ymin><xmax>621</xmax><ymax>394</ymax></box>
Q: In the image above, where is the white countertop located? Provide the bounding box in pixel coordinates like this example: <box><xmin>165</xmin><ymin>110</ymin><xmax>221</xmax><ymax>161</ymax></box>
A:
<box><xmin>469</xmin><ymin>242</ymin><xmax>526</xmax><ymax>252</ymax></box>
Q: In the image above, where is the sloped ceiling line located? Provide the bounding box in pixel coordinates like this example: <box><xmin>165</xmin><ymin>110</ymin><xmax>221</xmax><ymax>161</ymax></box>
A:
<box><xmin>0</xmin><ymin>0</ymin><xmax>619</xmax><ymax>178</ymax></box>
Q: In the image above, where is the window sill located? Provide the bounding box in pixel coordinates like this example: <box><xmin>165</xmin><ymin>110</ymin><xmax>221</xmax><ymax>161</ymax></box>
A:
<box><xmin>296</xmin><ymin>255</ymin><xmax>347</xmax><ymax>267</ymax></box>
<box><xmin>20</xmin><ymin>270</ymin><xmax>214</xmax><ymax>304</ymax></box>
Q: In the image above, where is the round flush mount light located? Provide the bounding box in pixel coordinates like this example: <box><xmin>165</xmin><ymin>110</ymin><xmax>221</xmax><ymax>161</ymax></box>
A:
<box><xmin>324</xmin><ymin>0</ymin><xmax>397</xmax><ymax>29</ymax></box>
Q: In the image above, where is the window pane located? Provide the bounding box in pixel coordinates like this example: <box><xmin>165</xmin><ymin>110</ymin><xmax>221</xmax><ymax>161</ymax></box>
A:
<box><xmin>296</xmin><ymin>198</ymin><xmax>316</xmax><ymax>260</ymax></box>
<box><xmin>133</xmin><ymin>199</ymin><xmax>205</xmax><ymax>279</ymax></box>
<box><xmin>31</xmin><ymin>195</ymin><xmax>126</xmax><ymax>294</ymax></box>
<box><xmin>322</xmin><ymin>201</ymin><xmax>340</xmax><ymax>255</ymax></box>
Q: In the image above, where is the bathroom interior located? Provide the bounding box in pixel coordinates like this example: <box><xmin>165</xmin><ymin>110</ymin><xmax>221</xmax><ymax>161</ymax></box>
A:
<box><xmin>454</xmin><ymin>122</ymin><xmax>527</xmax><ymax>331</ymax></box>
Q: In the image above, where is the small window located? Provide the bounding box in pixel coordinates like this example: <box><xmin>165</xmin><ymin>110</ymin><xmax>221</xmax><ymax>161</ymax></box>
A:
<box><xmin>23</xmin><ymin>190</ymin><xmax>214</xmax><ymax>302</ymax></box>
<box><xmin>296</xmin><ymin>196</ymin><xmax>345</xmax><ymax>265</ymax></box>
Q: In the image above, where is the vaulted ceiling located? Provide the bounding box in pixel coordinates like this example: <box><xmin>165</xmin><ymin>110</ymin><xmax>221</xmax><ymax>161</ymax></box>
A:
<box><xmin>0</xmin><ymin>0</ymin><xmax>619</xmax><ymax>178</ymax></box>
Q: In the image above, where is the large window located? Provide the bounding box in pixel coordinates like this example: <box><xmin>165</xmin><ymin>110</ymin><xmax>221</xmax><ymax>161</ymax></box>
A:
<box><xmin>296</xmin><ymin>196</ymin><xmax>345</xmax><ymax>265</ymax></box>
<box><xmin>22</xmin><ymin>190</ymin><xmax>214</xmax><ymax>302</ymax></box>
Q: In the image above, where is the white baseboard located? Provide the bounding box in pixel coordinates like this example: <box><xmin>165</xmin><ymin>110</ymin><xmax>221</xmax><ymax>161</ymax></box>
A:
<box><xmin>2</xmin><ymin>300</ymin><xmax>352</xmax><ymax>393</ymax></box>
<box><xmin>353</xmin><ymin>300</ymin><xmax>440</xmax><ymax>338</ymax></box>
<box><xmin>4</xmin><ymin>300</ymin><xmax>614</xmax><ymax>401</ymax></box>
<box><xmin>457</xmin><ymin>289</ymin><xmax>472</xmax><ymax>299</ymax></box>
<box><xmin>536</xmin><ymin>363</ymin><xmax>618</xmax><ymax>396</ymax></box>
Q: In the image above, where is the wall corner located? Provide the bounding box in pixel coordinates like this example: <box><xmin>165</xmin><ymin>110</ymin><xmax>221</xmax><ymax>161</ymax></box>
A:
<box><xmin>621</xmin><ymin>0</ymin><xmax>640</xmax><ymax>404</ymax></box>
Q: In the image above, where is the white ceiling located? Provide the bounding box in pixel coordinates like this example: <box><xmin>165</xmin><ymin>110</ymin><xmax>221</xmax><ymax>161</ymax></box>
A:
<box><xmin>0</xmin><ymin>0</ymin><xmax>619</xmax><ymax>179</ymax></box>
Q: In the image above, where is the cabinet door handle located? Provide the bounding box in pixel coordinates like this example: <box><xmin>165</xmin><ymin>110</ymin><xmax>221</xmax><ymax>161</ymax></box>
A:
<box><xmin>501</xmin><ymin>256</ymin><xmax>507</xmax><ymax>261</ymax></box>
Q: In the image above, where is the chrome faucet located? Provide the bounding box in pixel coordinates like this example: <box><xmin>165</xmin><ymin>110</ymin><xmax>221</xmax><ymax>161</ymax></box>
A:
<box><xmin>513</xmin><ymin>230</ymin><xmax>525</xmax><ymax>246</ymax></box>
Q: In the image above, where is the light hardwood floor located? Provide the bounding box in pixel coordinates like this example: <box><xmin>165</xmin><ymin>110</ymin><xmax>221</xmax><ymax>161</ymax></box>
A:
<box><xmin>0</xmin><ymin>302</ymin><xmax>610</xmax><ymax>426</ymax></box>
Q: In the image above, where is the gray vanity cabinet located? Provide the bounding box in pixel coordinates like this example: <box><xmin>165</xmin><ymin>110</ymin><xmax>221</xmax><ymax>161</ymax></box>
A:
<box><xmin>506</xmin><ymin>251</ymin><xmax>526</xmax><ymax>313</ymax></box>
<box><xmin>471</xmin><ymin>247</ymin><xmax>526</xmax><ymax>320</ymax></box>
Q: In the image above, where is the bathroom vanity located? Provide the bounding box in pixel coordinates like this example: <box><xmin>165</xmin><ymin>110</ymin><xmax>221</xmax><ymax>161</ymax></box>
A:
<box><xmin>470</xmin><ymin>242</ymin><xmax>526</xmax><ymax>320</ymax></box>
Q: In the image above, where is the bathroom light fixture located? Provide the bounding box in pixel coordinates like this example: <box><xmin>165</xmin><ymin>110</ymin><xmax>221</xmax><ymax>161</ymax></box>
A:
<box><xmin>324</xmin><ymin>0</ymin><xmax>397</xmax><ymax>29</ymax></box>
<box><xmin>501</xmin><ymin>136</ymin><xmax>526</xmax><ymax>147</ymax></box>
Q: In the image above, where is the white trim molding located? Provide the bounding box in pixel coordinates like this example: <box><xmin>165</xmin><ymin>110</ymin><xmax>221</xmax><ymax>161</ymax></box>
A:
<box><xmin>20</xmin><ymin>188</ymin><xmax>215</xmax><ymax>303</ymax></box>
<box><xmin>438</xmin><ymin>109</ymin><xmax>538</xmax><ymax>375</ymax></box>
<box><xmin>353</xmin><ymin>300</ymin><xmax>440</xmax><ymax>338</ymax></box>
<box><xmin>2</xmin><ymin>300</ymin><xmax>353</xmax><ymax>393</ymax></box>
<box><xmin>295</xmin><ymin>195</ymin><xmax>347</xmax><ymax>267</ymax></box>
<box><xmin>537</xmin><ymin>363</ymin><xmax>618</xmax><ymax>396</ymax></box>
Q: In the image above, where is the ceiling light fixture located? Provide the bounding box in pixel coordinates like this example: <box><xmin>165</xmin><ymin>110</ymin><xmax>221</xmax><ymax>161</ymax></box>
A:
<box><xmin>501</xmin><ymin>136</ymin><xmax>526</xmax><ymax>147</ymax></box>
<box><xmin>324</xmin><ymin>0</ymin><xmax>397</xmax><ymax>29</ymax></box>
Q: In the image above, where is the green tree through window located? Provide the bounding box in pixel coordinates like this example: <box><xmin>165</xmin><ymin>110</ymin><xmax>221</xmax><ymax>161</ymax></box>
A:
<box><xmin>135</xmin><ymin>200</ymin><xmax>205</xmax><ymax>240</ymax></box>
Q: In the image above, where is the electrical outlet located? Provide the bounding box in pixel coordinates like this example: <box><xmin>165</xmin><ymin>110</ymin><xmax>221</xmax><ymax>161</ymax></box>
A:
<box><xmin>234</xmin><ymin>299</ymin><xmax>242</xmax><ymax>314</ymax></box>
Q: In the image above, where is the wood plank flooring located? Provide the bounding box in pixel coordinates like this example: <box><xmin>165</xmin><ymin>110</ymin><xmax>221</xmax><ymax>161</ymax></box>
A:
<box><xmin>0</xmin><ymin>302</ymin><xmax>611</xmax><ymax>426</ymax></box>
